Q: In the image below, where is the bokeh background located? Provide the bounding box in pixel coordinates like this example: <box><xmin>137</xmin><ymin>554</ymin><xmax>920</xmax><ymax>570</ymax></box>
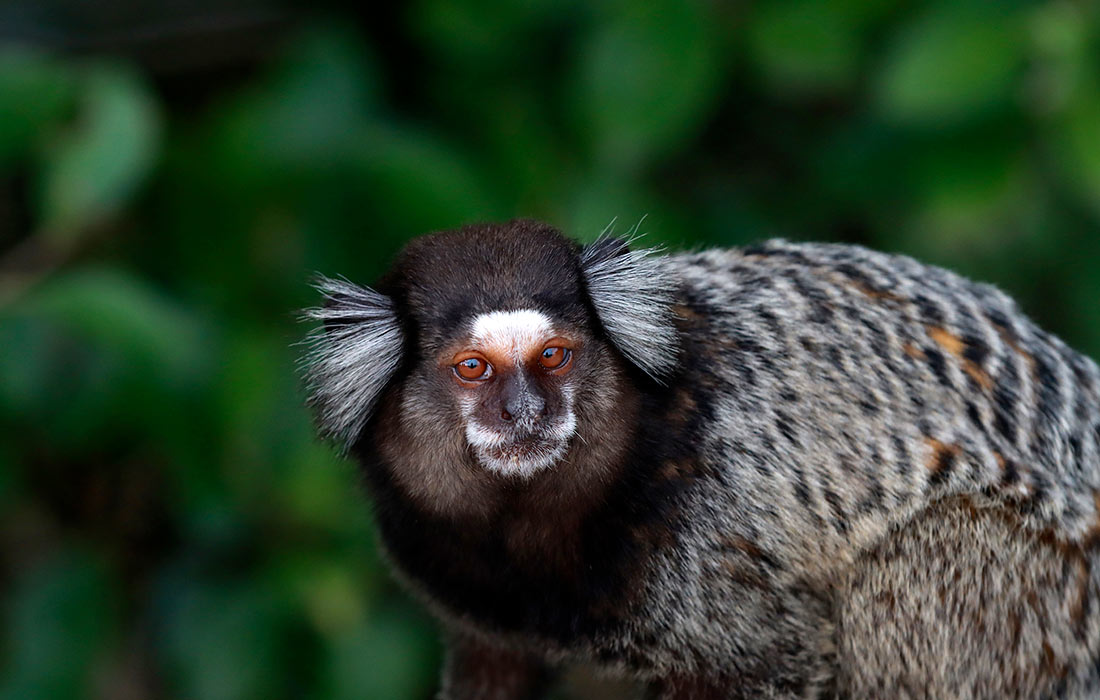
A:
<box><xmin>1</xmin><ymin>0</ymin><xmax>1099</xmax><ymax>698</ymax></box>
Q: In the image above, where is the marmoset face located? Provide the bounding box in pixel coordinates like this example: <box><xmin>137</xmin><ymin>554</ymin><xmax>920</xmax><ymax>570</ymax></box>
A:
<box><xmin>440</xmin><ymin>308</ymin><xmax>581</xmax><ymax>477</ymax></box>
<box><xmin>304</xmin><ymin>220</ymin><xmax>672</xmax><ymax>487</ymax></box>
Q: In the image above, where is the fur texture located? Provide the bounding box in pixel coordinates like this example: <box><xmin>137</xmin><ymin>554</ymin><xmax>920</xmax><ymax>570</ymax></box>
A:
<box><xmin>579</xmin><ymin>236</ymin><xmax>679</xmax><ymax>381</ymax></box>
<box><xmin>302</xmin><ymin>220</ymin><xmax>1100</xmax><ymax>698</ymax></box>
<box><xmin>301</xmin><ymin>277</ymin><xmax>403</xmax><ymax>445</ymax></box>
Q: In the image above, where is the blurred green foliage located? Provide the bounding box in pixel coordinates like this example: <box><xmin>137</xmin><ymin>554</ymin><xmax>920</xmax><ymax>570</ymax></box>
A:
<box><xmin>0</xmin><ymin>0</ymin><xmax>1098</xmax><ymax>698</ymax></box>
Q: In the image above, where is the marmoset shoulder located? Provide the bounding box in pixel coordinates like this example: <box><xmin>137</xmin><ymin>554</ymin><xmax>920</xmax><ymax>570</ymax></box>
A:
<box><xmin>302</xmin><ymin>219</ymin><xmax>1100</xmax><ymax>699</ymax></box>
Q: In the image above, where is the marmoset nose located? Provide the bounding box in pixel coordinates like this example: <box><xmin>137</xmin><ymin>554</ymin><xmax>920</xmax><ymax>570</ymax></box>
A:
<box><xmin>500</xmin><ymin>376</ymin><xmax>546</xmax><ymax>425</ymax></box>
<box><xmin>504</xmin><ymin>395</ymin><xmax>545</xmax><ymax>422</ymax></box>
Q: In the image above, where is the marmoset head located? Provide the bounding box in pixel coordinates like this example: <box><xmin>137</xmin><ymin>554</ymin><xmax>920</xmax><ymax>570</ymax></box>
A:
<box><xmin>303</xmin><ymin>219</ymin><xmax>678</xmax><ymax>481</ymax></box>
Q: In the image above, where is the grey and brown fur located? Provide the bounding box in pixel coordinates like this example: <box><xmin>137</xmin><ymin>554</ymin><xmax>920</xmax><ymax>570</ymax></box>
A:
<box><xmin>302</xmin><ymin>219</ymin><xmax>1100</xmax><ymax>699</ymax></box>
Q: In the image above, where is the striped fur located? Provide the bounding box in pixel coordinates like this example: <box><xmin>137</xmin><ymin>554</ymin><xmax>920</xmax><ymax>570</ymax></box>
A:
<box><xmin>303</xmin><ymin>222</ymin><xmax>1100</xmax><ymax>698</ymax></box>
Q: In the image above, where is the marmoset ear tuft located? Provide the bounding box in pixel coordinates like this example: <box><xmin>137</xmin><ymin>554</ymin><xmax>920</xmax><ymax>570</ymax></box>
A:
<box><xmin>300</xmin><ymin>276</ymin><xmax>404</xmax><ymax>447</ymax></box>
<box><xmin>579</xmin><ymin>236</ymin><xmax>679</xmax><ymax>381</ymax></box>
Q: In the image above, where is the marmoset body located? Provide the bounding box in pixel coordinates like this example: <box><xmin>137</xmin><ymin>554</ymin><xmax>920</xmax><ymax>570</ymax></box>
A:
<box><xmin>303</xmin><ymin>220</ymin><xmax>1100</xmax><ymax>699</ymax></box>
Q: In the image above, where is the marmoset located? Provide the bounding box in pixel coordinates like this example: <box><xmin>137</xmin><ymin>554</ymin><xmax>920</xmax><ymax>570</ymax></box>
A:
<box><xmin>302</xmin><ymin>219</ymin><xmax>1100</xmax><ymax>699</ymax></box>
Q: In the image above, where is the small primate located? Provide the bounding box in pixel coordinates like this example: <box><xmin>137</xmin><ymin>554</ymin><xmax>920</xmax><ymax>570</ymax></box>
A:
<box><xmin>302</xmin><ymin>219</ymin><xmax>1100</xmax><ymax>699</ymax></box>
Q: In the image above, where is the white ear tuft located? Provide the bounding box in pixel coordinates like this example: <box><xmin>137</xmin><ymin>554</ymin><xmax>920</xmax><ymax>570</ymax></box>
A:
<box><xmin>300</xmin><ymin>276</ymin><xmax>404</xmax><ymax>447</ymax></box>
<box><xmin>580</xmin><ymin>236</ymin><xmax>679</xmax><ymax>381</ymax></box>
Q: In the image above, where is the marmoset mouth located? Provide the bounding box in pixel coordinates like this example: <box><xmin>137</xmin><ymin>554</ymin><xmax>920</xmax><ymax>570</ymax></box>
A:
<box><xmin>475</xmin><ymin>436</ymin><xmax>569</xmax><ymax>477</ymax></box>
<box><xmin>486</xmin><ymin>436</ymin><xmax>557</xmax><ymax>459</ymax></box>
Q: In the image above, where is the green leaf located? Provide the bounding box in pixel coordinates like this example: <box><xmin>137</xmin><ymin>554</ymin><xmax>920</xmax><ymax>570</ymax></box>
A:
<box><xmin>325</xmin><ymin>604</ymin><xmax>439</xmax><ymax>700</ymax></box>
<box><xmin>0</xmin><ymin>315</ymin><xmax>59</xmax><ymax>420</ymax></box>
<box><xmin>0</xmin><ymin>49</ymin><xmax>76</xmax><ymax>167</ymax></box>
<box><xmin>350</xmin><ymin>125</ymin><xmax>505</xmax><ymax>231</ymax></box>
<box><xmin>746</xmin><ymin>1</ymin><xmax>863</xmax><ymax>95</ymax></box>
<box><xmin>0</xmin><ymin>550</ymin><xmax>116</xmax><ymax>700</ymax></box>
<box><xmin>272</xmin><ymin>554</ymin><xmax>376</xmax><ymax>639</ymax></box>
<box><xmin>415</xmin><ymin>0</ymin><xmax>571</xmax><ymax>65</ymax></box>
<box><xmin>19</xmin><ymin>267</ymin><xmax>206</xmax><ymax>387</ymax></box>
<box><xmin>0</xmin><ymin>268</ymin><xmax>210</xmax><ymax>448</ymax></box>
<box><xmin>876</xmin><ymin>5</ymin><xmax>1025</xmax><ymax>125</ymax></box>
<box><xmin>1053</xmin><ymin>92</ymin><xmax>1100</xmax><ymax>216</ymax></box>
<box><xmin>565</xmin><ymin>173</ymin><xmax>681</xmax><ymax>245</ymax></box>
<box><xmin>214</xmin><ymin>24</ymin><xmax>379</xmax><ymax>178</ymax></box>
<box><xmin>37</xmin><ymin>62</ymin><xmax>161</xmax><ymax>241</ymax></box>
<box><xmin>571</xmin><ymin>0</ymin><xmax>722</xmax><ymax>170</ymax></box>
<box><xmin>906</xmin><ymin>145</ymin><xmax>1033</xmax><ymax>256</ymax></box>
<box><xmin>156</xmin><ymin>573</ymin><xmax>293</xmax><ymax>700</ymax></box>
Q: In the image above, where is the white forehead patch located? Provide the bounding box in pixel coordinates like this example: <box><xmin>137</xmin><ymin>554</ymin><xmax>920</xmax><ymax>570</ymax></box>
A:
<box><xmin>469</xmin><ymin>309</ymin><xmax>553</xmax><ymax>360</ymax></box>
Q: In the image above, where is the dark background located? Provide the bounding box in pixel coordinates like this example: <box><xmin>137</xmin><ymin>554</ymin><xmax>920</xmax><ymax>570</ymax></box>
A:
<box><xmin>1</xmin><ymin>1</ymin><xmax>1098</xmax><ymax>698</ymax></box>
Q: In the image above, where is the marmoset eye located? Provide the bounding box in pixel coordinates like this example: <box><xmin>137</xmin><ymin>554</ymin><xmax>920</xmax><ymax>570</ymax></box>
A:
<box><xmin>454</xmin><ymin>355</ymin><xmax>491</xmax><ymax>381</ymax></box>
<box><xmin>539</xmin><ymin>346</ymin><xmax>570</xmax><ymax>370</ymax></box>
